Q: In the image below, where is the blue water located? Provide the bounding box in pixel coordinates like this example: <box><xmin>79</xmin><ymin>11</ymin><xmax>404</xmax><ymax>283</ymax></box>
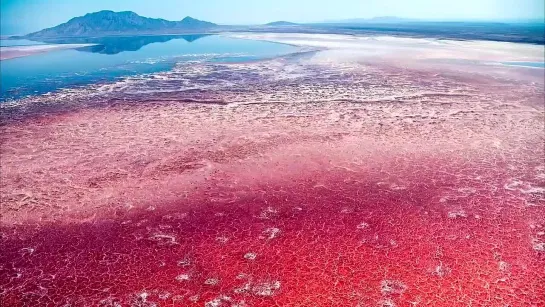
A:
<box><xmin>501</xmin><ymin>61</ymin><xmax>545</xmax><ymax>68</ymax></box>
<box><xmin>0</xmin><ymin>35</ymin><xmax>295</xmax><ymax>101</ymax></box>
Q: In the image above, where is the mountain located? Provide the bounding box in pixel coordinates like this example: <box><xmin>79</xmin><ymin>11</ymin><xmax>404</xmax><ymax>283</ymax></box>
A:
<box><xmin>25</xmin><ymin>10</ymin><xmax>217</xmax><ymax>38</ymax></box>
<box><xmin>265</xmin><ymin>21</ymin><xmax>298</xmax><ymax>26</ymax></box>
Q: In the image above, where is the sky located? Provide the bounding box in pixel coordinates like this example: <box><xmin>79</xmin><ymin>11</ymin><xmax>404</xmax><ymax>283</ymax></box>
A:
<box><xmin>1</xmin><ymin>0</ymin><xmax>544</xmax><ymax>35</ymax></box>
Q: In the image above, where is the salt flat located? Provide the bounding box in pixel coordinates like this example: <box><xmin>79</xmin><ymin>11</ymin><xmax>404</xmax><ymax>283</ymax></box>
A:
<box><xmin>1</xmin><ymin>33</ymin><xmax>543</xmax><ymax>306</ymax></box>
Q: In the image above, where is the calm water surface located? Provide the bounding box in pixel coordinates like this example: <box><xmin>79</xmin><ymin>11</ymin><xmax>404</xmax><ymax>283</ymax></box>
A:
<box><xmin>0</xmin><ymin>35</ymin><xmax>295</xmax><ymax>102</ymax></box>
<box><xmin>501</xmin><ymin>61</ymin><xmax>545</xmax><ymax>68</ymax></box>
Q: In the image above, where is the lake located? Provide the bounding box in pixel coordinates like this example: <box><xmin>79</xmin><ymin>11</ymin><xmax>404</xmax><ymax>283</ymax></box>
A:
<box><xmin>0</xmin><ymin>35</ymin><xmax>296</xmax><ymax>102</ymax></box>
<box><xmin>501</xmin><ymin>61</ymin><xmax>545</xmax><ymax>68</ymax></box>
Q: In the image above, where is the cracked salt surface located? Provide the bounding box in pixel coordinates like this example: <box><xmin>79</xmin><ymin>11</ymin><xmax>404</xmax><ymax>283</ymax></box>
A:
<box><xmin>0</xmin><ymin>33</ymin><xmax>543</xmax><ymax>307</ymax></box>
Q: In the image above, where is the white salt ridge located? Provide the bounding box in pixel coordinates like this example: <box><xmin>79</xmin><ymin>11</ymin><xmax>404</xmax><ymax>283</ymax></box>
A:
<box><xmin>0</xmin><ymin>43</ymin><xmax>96</xmax><ymax>60</ymax></box>
<box><xmin>252</xmin><ymin>280</ymin><xmax>281</xmax><ymax>297</ymax></box>
<box><xmin>175</xmin><ymin>273</ymin><xmax>191</xmax><ymax>281</ymax></box>
<box><xmin>380</xmin><ymin>279</ymin><xmax>407</xmax><ymax>295</ymax></box>
<box><xmin>204</xmin><ymin>278</ymin><xmax>219</xmax><ymax>285</ymax></box>
<box><xmin>261</xmin><ymin>227</ymin><xmax>281</xmax><ymax>239</ymax></box>
<box><xmin>532</xmin><ymin>238</ymin><xmax>545</xmax><ymax>252</ymax></box>
<box><xmin>357</xmin><ymin>222</ymin><xmax>370</xmax><ymax>229</ymax></box>
<box><xmin>447</xmin><ymin>210</ymin><xmax>468</xmax><ymax>219</ymax></box>
<box><xmin>244</xmin><ymin>252</ymin><xmax>257</xmax><ymax>260</ymax></box>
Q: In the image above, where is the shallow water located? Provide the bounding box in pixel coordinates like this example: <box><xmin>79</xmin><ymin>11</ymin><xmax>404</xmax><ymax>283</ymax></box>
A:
<box><xmin>501</xmin><ymin>61</ymin><xmax>545</xmax><ymax>68</ymax></box>
<box><xmin>0</xmin><ymin>35</ymin><xmax>295</xmax><ymax>101</ymax></box>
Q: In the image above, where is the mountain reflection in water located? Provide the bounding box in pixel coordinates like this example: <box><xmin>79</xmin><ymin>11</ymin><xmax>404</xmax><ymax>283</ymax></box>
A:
<box><xmin>33</xmin><ymin>34</ymin><xmax>212</xmax><ymax>55</ymax></box>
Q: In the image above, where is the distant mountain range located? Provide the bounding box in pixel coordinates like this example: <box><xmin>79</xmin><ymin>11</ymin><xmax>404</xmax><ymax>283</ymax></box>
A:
<box><xmin>25</xmin><ymin>10</ymin><xmax>217</xmax><ymax>38</ymax></box>
<box><xmin>323</xmin><ymin>16</ymin><xmax>415</xmax><ymax>24</ymax></box>
<box><xmin>265</xmin><ymin>21</ymin><xmax>298</xmax><ymax>26</ymax></box>
<box><xmin>15</xmin><ymin>10</ymin><xmax>544</xmax><ymax>46</ymax></box>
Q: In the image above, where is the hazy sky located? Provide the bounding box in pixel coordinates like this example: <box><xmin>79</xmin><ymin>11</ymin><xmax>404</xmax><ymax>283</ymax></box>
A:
<box><xmin>1</xmin><ymin>0</ymin><xmax>544</xmax><ymax>34</ymax></box>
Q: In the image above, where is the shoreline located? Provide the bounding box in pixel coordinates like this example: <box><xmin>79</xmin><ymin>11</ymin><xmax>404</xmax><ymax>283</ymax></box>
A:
<box><xmin>0</xmin><ymin>43</ymin><xmax>96</xmax><ymax>60</ymax></box>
